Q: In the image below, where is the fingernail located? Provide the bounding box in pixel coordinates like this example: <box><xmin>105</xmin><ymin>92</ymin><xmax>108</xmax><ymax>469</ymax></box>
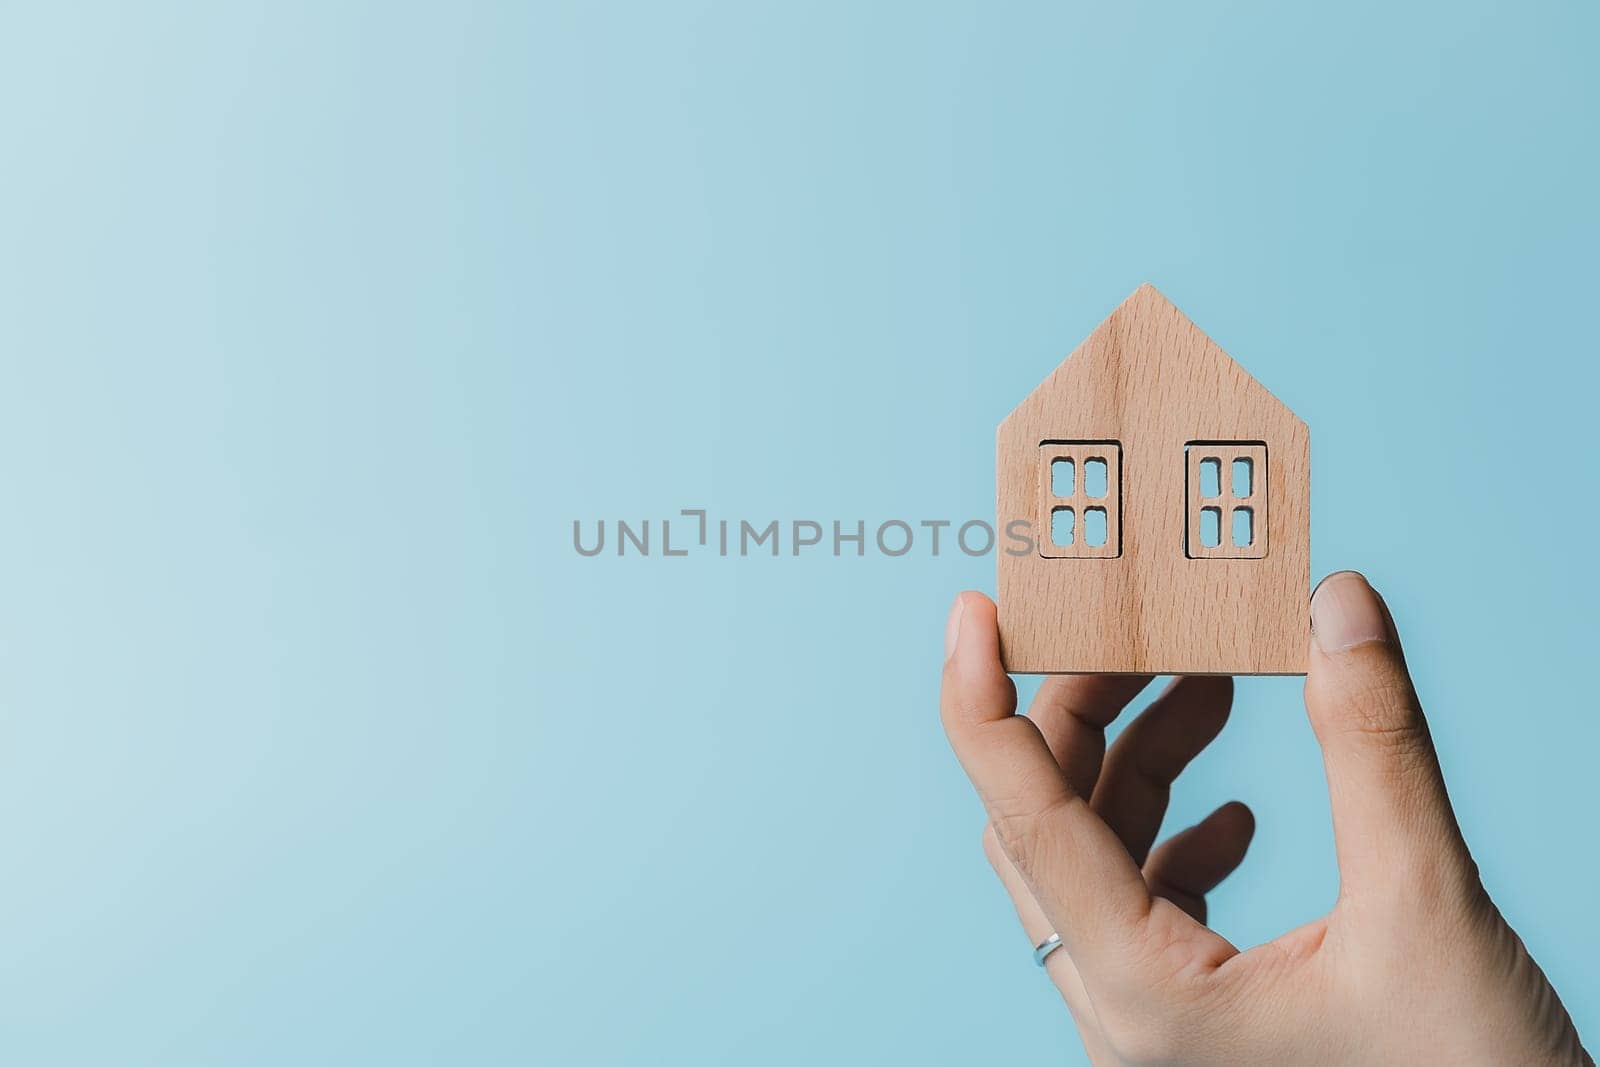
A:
<box><xmin>944</xmin><ymin>595</ymin><xmax>966</xmax><ymax>661</ymax></box>
<box><xmin>1311</xmin><ymin>572</ymin><xmax>1388</xmax><ymax>653</ymax></box>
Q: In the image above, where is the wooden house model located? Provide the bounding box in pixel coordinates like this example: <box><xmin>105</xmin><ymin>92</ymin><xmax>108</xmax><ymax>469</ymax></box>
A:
<box><xmin>996</xmin><ymin>284</ymin><xmax>1309</xmax><ymax>675</ymax></box>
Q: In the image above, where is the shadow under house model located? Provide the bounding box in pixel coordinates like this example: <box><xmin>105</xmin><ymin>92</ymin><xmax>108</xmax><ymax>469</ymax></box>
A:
<box><xmin>997</xmin><ymin>284</ymin><xmax>1309</xmax><ymax>676</ymax></box>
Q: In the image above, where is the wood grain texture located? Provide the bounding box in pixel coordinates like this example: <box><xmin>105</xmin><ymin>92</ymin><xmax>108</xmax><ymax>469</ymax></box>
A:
<box><xmin>997</xmin><ymin>284</ymin><xmax>1310</xmax><ymax>675</ymax></box>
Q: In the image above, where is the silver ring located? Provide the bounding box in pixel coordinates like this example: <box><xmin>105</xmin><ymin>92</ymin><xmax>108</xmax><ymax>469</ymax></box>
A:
<box><xmin>1032</xmin><ymin>933</ymin><xmax>1062</xmax><ymax>967</ymax></box>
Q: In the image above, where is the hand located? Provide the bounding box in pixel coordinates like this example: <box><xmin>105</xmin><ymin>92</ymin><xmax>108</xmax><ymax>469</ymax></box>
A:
<box><xmin>940</xmin><ymin>571</ymin><xmax>1590</xmax><ymax>1066</ymax></box>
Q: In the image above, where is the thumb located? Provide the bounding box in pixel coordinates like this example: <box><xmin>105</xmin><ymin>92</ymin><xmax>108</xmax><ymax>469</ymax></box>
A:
<box><xmin>1304</xmin><ymin>572</ymin><xmax>1476</xmax><ymax>904</ymax></box>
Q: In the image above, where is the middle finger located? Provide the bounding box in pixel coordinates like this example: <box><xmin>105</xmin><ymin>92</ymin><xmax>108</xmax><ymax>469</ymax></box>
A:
<box><xmin>1026</xmin><ymin>674</ymin><xmax>1153</xmax><ymax>796</ymax></box>
<box><xmin>1091</xmin><ymin>675</ymin><xmax>1234</xmax><ymax>865</ymax></box>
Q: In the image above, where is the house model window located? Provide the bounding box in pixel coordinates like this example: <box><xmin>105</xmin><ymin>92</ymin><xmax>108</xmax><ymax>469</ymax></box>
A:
<box><xmin>1038</xmin><ymin>441</ymin><xmax>1121</xmax><ymax>558</ymax></box>
<box><xmin>1186</xmin><ymin>442</ymin><xmax>1267</xmax><ymax>559</ymax></box>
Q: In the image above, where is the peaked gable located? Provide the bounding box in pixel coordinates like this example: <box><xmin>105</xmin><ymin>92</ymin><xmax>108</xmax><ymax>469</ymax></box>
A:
<box><xmin>1001</xmin><ymin>284</ymin><xmax>1304</xmax><ymax>440</ymax></box>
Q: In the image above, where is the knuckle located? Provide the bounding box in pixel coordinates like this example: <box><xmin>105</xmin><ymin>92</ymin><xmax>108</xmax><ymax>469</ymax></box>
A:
<box><xmin>1347</xmin><ymin>705</ymin><xmax>1430</xmax><ymax>755</ymax></box>
<box><xmin>979</xmin><ymin>825</ymin><xmax>1003</xmax><ymax>866</ymax></box>
<box><xmin>988</xmin><ymin>798</ymin><xmax>1069</xmax><ymax>875</ymax></box>
<box><xmin>1342</xmin><ymin>668</ymin><xmax>1416</xmax><ymax>718</ymax></box>
<box><xmin>1317</xmin><ymin>667</ymin><xmax>1433</xmax><ymax>753</ymax></box>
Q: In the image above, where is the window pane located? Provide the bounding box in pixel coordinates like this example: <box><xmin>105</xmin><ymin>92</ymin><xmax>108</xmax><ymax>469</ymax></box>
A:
<box><xmin>1051</xmin><ymin>506</ymin><xmax>1075</xmax><ymax>546</ymax></box>
<box><xmin>1051</xmin><ymin>457</ymin><xmax>1075</xmax><ymax>497</ymax></box>
<box><xmin>1084</xmin><ymin>458</ymin><xmax>1108</xmax><ymax>498</ymax></box>
<box><xmin>1199</xmin><ymin>458</ymin><xmax>1221</xmax><ymax>498</ymax></box>
<box><xmin>1084</xmin><ymin>507</ymin><xmax>1107</xmax><ymax>547</ymax></box>
<box><xmin>1231</xmin><ymin>457</ymin><xmax>1253</xmax><ymax>497</ymax></box>
<box><xmin>1232</xmin><ymin>507</ymin><xmax>1253</xmax><ymax>547</ymax></box>
<box><xmin>1200</xmin><ymin>507</ymin><xmax>1221</xmax><ymax>548</ymax></box>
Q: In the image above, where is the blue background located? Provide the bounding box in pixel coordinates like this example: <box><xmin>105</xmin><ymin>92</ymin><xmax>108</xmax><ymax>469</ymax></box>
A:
<box><xmin>2</xmin><ymin>2</ymin><xmax>1596</xmax><ymax>1063</ymax></box>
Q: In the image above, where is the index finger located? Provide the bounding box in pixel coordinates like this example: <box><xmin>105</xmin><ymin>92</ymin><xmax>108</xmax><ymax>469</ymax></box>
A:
<box><xmin>940</xmin><ymin>592</ymin><xmax>1152</xmax><ymax>968</ymax></box>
